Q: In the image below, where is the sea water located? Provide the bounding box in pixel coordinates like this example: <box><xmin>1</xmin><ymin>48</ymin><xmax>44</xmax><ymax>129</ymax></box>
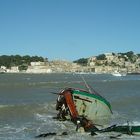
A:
<box><xmin>0</xmin><ymin>73</ymin><xmax>140</xmax><ymax>140</ymax></box>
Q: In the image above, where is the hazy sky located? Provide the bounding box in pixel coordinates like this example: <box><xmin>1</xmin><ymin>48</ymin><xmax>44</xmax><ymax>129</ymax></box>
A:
<box><xmin>0</xmin><ymin>0</ymin><xmax>140</xmax><ymax>61</ymax></box>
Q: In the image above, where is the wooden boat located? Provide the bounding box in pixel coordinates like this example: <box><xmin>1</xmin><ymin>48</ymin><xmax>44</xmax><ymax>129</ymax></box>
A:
<box><xmin>56</xmin><ymin>87</ymin><xmax>112</xmax><ymax>126</ymax></box>
<box><xmin>53</xmin><ymin>74</ymin><xmax>140</xmax><ymax>137</ymax></box>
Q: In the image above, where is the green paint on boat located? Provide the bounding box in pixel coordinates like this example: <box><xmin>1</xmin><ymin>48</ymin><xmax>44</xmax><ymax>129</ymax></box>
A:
<box><xmin>114</xmin><ymin>125</ymin><xmax>140</xmax><ymax>133</ymax></box>
<box><xmin>72</xmin><ymin>90</ymin><xmax>112</xmax><ymax>112</ymax></box>
<box><xmin>94</xmin><ymin>124</ymin><xmax>140</xmax><ymax>135</ymax></box>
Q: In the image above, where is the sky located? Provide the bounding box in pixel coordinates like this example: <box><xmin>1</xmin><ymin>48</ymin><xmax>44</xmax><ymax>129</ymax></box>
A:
<box><xmin>0</xmin><ymin>0</ymin><xmax>140</xmax><ymax>61</ymax></box>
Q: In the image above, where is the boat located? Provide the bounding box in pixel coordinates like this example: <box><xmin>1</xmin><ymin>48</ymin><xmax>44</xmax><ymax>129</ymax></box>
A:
<box><xmin>49</xmin><ymin>75</ymin><xmax>140</xmax><ymax>138</ymax></box>
<box><xmin>91</xmin><ymin>124</ymin><xmax>140</xmax><ymax>135</ymax></box>
<box><xmin>46</xmin><ymin>75</ymin><xmax>140</xmax><ymax>138</ymax></box>
<box><xmin>112</xmin><ymin>71</ymin><xmax>126</xmax><ymax>77</ymax></box>
<box><xmin>55</xmin><ymin>87</ymin><xmax>112</xmax><ymax>126</ymax></box>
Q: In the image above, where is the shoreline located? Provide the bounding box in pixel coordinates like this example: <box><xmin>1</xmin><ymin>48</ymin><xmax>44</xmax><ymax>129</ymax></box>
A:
<box><xmin>1</xmin><ymin>71</ymin><xmax>140</xmax><ymax>75</ymax></box>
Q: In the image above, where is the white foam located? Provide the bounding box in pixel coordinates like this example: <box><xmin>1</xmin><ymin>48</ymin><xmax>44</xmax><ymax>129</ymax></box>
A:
<box><xmin>35</xmin><ymin>113</ymin><xmax>51</xmax><ymax>121</ymax></box>
<box><xmin>122</xmin><ymin>121</ymin><xmax>140</xmax><ymax>126</ymax></box>
<box><xmin>0</xmin><ymin>105</ymin><xmax>14</xmax><ymax>108</ymax></box>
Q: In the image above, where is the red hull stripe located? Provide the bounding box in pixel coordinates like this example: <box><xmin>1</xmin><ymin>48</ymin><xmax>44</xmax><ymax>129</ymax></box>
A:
<box><xmin>64</xmin><ymin>91</ymin><xmax>78</xmax><ymax>119</ymax></box>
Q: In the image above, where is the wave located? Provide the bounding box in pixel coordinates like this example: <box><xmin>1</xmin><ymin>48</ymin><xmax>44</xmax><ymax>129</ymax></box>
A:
<box><xmin>0</xmin><ymin>108</ymin><xmax>140</xmax><ymax>140</ymax></box>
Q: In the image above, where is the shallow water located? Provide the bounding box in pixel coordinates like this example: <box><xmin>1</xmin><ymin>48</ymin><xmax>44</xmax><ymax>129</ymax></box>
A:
<box><xmin>0</xmin><ymin>73</ymin><xmax>140</xmax><ymax>139</ymax></box>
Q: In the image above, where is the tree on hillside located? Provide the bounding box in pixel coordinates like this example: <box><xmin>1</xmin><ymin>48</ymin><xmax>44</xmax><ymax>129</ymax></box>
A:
<box><xmin>18</xmin><ymin>64</ymin><xmax>28</xmax><ymax>71</ymax></box>
<box><xmin>125</xmin><ymin>51</ymin><xmax>134</xmax><ymax>58</ymax></box>
<box><xmin>22</xmin><ymin>55</ymin><xmax>31</xmax><ymax>65</ymax></box>
<box><xmin>0</xmin><ymin>55</ymin><xmax>45</xmax><ymax>68</ymax></box>
<box><xmin>118</xmin><ymin>51</ymin><xmax>136</xmax><ymax>62</ymax></box>
<box><xmin>96</xmin><ymin>54</ymin><xmax>106</xmax><ymax>60</ymax></box>
<box><xmin>0</xmin><ymin>55</ymin><xmax>11</xmax><ymax>68</ymax></box>
<box><xmin>137</xmin><ymin>54</ymin><xmax>140</xmax><ymax>57</ymax></box>
<box><xmin>73</xmin><ymin>58</ymin><xmax>88</xmax><ymax>66</ymax></box>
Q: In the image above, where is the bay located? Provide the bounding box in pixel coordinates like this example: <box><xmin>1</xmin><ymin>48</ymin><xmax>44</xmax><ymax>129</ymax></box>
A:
<box><xmin>0</xmin><ymin>73</ymin><xmax>140</xmax><ymax>140</ymax></box>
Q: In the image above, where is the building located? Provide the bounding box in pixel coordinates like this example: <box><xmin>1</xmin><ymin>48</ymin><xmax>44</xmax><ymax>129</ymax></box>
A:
<box><xmin>7</xmin><ymin>66</ymin><xmax>19</xmax><ymax>73</ymax></box>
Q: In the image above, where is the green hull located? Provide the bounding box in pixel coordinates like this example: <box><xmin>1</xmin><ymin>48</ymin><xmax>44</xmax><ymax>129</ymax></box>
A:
<box><xmin>95</xmin><ymin>125</ymin><xmax>140</xmax><ymax>135</ymax></box>
<box><xmin>112</xmin><ymin>125</ymin><xmax>140</xmax><ymax>135</ymax></box>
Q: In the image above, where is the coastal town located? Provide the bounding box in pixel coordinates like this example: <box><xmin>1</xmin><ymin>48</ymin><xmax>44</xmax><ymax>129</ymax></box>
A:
<box><xmin>0</xmin><ymin>51</ymin><xmax>140</xmax><ymax>74</ymax></box>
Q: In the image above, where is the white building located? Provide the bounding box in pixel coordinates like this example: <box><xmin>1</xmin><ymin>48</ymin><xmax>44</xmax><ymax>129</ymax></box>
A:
<box><xmin>1</xmin><ymin>66</ymin><xmax>7</xmax><ymax>70</ymax></box>
<box><xmin>7</xmin><ymin>66</ymin><xmax>19</xmax><ymax>73</ymax></box>
<box><xmin>30</xmin><ymin>62</ymin><xmax>45</xmax><ymax>66</ymax></box>
<box><xmin>88</xmin><ymin>56</ymin><xmax>97</xmax><ymax>66</ymax></box>
<box><xmin>105</xmin><ymin>53</ymin><xmax>114</xmax><ymax>61</ymax></box>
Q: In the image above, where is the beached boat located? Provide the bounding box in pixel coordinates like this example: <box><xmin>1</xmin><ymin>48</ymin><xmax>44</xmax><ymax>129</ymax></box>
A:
<box><xmin>56</xmin><ymin>87</ymin><xmax>112</xmax><ymax>126</ymax></box>
<box><xmin>37</xmin><ymin>76</ymin><xmax>140</xmax><ymax>138</ymax></box>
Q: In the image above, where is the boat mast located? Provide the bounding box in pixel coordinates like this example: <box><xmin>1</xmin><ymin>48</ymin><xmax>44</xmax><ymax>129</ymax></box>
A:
<box><xmin>79</xmin><ymin>74</ymin><xmax>102</xmax><ymax>97</ymax></box>
<box><xmin>80</xmin><ymin>74</ymin><xmax>92</xmax><ymax>93</ymax></box>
